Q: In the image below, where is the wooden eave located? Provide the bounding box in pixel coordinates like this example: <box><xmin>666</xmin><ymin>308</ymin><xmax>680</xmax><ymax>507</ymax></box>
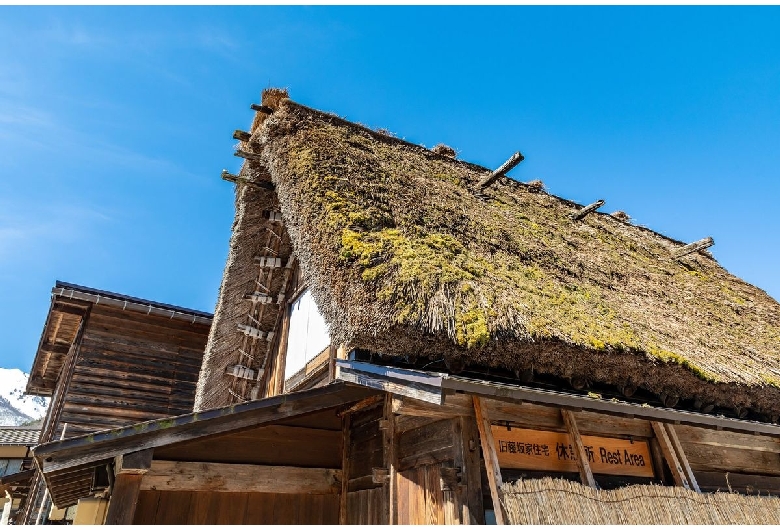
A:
<box><xmin>335</xmin><ymin>359</ymin><xmax>780</xmax><ymax>438</ymax></box>
<box><xmin>26</xmin><ymin>298</ymin><xmax>89</xmax><ymax>396</ymax></box>
<box><xmin>32</xmin><ymin>382</ymin><xmax>378</xmax><ymax>508</ymax></box>
<box><xmin>26</xmin><ymin>282</ymin><xmax>214</xmax><ymax>396</ymax></box>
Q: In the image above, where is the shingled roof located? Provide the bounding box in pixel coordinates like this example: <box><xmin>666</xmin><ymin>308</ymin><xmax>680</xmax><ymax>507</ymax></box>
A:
<box><xmin>0</xmin><ymin>425</ymin><xmax>39</xmax><ymax>446</ymax></box>
<box><xmin>242</xmin><ymin>94</ymin><xmax>780</xmax><ymax>419</ymax></box>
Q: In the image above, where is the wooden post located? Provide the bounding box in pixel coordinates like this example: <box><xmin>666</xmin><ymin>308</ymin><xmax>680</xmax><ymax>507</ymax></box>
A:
<box><xmin>561</xmin><ymin>410</ymin><xmax>597</xmax><ymax>488</ymax></box>
<box><xmin>334</xmin><ymin>343</ymin><xmax>349</xmax><ymax>381</ymax></box>
<box><xmin>473</xmin><ymin>396</ymin><xmax>506</xmax><ymax>525</ymax></box>
<box><xmin>651</xmin><ymin>422</ymin><xmax>691</xmax><ymax>489</ymax></box>
<box><xmin>458</xmin><ymin>415</ymin><xmax>485</xmax><ymax>524</ymax></box>
<box><xmin>665</xmin><ymin>424</ymin><xmax>701</xmax><ymax>493</ymax></box>
<box><xmin>105</xmin><ymin>449</ymin><xmax>153</xmax><ymax>525</ymax></box>
<box><xmin>339</xmin><ymin>413</ymin><xmax>351</xmax><ymax>525</ymax></box>
<box><xmin>383</xmin><ymin>395</ymin><xmax>398</xmax><ymax>525</ymax></box>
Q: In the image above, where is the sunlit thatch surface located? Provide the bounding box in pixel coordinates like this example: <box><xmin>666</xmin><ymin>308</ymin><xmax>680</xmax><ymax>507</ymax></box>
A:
<box><xmin>256</xmin><ymin>99</ymin><xmax>780</xmax><ymax>416</ymax></box>
<box><xmin>502</xmin><ymin>477</ymin><xmax>780</xmax><ymax>524</ymax></box>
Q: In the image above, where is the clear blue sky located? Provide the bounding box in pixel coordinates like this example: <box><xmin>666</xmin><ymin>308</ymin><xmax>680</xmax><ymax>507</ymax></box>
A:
<box><xmin>2</xmin><ymin>7</ymin><xmax>779</xmax><ymax>371</ymax></box>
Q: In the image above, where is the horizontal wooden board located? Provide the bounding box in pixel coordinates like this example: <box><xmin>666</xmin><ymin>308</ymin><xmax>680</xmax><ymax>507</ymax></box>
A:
<box><xmin>140</xmin><ymin>460</ymin><xmax>340</xmax><ymax>494</ymax></box>
<box><xmin>492</xmin><ymin>426</ymin><xmax>654</xmax><ymax>477</ymax></box>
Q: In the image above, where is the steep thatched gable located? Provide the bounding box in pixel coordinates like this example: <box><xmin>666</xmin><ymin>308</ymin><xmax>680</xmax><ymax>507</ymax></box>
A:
<box><xmin>246</xmin><ymin>98</ymin><xmax>780</xmax><ymax>418</ymax></box>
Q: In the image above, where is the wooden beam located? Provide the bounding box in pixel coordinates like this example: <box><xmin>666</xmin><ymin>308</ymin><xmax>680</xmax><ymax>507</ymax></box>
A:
<box><xmin>234</xmin><ymin>148</ymin><xmax>262</xmax><ymax>161</ymax></box>
<box><xmin>571</xmin><ymin>199</ymin><xmax>605</xmax><ymax>221</ymax></box>
<box><xmin>473</xmin><ymin>396</ymin><xmax>506</xmax><ymax>525</ymax></box>
<box><xmin>337</xmin><ymin>394</ymin><xmax>385</xmax><ymax>417</ymax></box>
<box><xmin>220</xmin><ymin>170</ymin><xmax>275</xmax><ymax>190</ymax></box>
<box><xmin>115</xmin><ymin>449</ymin><xmax>153</xmax><ymax>475</ymax></box>
<box><xmin>250</xmin><ymin>103</ymin><xmax>274</xmax><ymax>114</ymax></box>
<box><xmin>105</xmin><ymin>473</ymin><xmax>143</xmax><ymax>525</ymax></box>
<box><xmin>339</xmin><ymin>413</ymin><xmax>351</xmax><ymax>525</ymax></box>
<box><xmin>233</xmin><ymin>129</ymin><xmax>251</xmax><ymax>142</ymax></box>
<box><xmin>51</xmin><ymin>303</ymin><xmax>89</xmax><ymax>317</ymax></box>
<box><xmin>39</xmin><ymin>342</ymin><xmax>70</xmax><ymax>355</ymax></box>
<box><xmin>438</xmin><ymin>374</ymin><xmax>780</xmax><ymax>438</ymax></box>
<box><xmin>140</xmin><ymin>461</ymin><xmax>340</xmax><ymax>494</ymax></box>
<box><xmin>672</xmin><ymin>237</ymin><xmax>714</xmax><ymax>259</ymax></box>
<box><xmin>384</xmin><ymin>395</ymin><xmax>398</xmax><ymax>525</ymax></box>
<box><xmin>561</xmin><ymin>410</ymin><xmax>597</xmax><ymax>488</ymax></box>
<box><xmin>104</xmin><ymin>449</ymin><xmax>153</xmax><ymax>524</ymax></box>
<box><xmin>664</xmin><ymin>424</ymin><xmax>701</xmax><ymax>493</ymax></box>
<box><xmin>651</xmin><ymin>422</ymin><xmax>691</xmax><ymax>489</ymax></box>
<box><xmin>477</xmin><ymin>151</ymin><xmax>524</xmax><ymax>190</ymax></box>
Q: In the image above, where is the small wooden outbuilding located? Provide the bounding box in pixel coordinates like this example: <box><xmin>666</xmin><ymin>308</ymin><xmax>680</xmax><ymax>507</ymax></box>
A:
<box><xmin>30</xmin><ymin>91</ymin><xmax>780</xmax><ymax>525</ymax></box>
<box><xmin>17</xmin><ymin>282</ymin><xmax>211</xmax><ymax>525</ymax></box>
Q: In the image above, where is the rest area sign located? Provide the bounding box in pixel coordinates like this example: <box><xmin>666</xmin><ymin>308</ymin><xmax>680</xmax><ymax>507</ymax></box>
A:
<box><xmin>491</xmin><ymin>426</ymin><xmax>654</xmax><ymax>477</ymax></box>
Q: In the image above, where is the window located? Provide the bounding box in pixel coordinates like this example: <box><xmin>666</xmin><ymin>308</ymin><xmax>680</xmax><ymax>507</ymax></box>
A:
<box><xmin>284</xmin><ymin>289</ymin><xmax>331</xmax><ymax>382</ymax></box>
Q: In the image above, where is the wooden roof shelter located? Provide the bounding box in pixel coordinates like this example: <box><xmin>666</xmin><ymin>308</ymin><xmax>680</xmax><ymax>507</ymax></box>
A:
<box><xmin>27</xmin><ymin>90</ymin><xmax>780</xmax><ymax>525</ymax></box>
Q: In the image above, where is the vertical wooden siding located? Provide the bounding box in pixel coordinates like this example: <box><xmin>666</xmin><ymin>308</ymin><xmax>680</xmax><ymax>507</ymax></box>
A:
<box><xmin>134</xmin><ymin>491</ymin><xmax>339</xmax><ymax>525</ymax></box>
<box><xmin>346</xmin><ymin>488</ymin><xmax>385</xmax><ymax>525</ymax></box>
<box><xmin>397</xmin><ymin>463</ymin><xmax>453</xmax><ymax>525</ymax></box>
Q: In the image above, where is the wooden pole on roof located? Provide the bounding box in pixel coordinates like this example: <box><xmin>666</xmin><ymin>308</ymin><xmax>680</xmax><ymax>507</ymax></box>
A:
<box><xmin>571</xmin><ymin>200</ymin><xmax>605</xmax><ymax>221</ymax></box>
<box><xmin>233</xmin><ymin>130</ymin><xmax>251</xmax><ymax>142</ymax></box>
<box><xmin>477</xmin><ymin>152</ymin><xmax>524</xmax><ymax>190</ymax></box>
<box><xmin>672</xmin><ymin>237</ymin><xmax>714</xmax><ymax>259</ymax></box>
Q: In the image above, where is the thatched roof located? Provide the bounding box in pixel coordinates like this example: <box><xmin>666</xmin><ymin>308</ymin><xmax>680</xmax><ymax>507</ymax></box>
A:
<box><xmin>246</xmin><ymin>97</ymin><xmax>780</xmax><ymax>418</ymax></box>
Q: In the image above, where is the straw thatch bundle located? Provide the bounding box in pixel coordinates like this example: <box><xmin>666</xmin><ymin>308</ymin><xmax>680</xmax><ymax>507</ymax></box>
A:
<box><xmin>502</xmin><ymin>477</ymin><xmax>780</xmax><ymax>524</ymax></box>
<box><xmin>432</xmin><ymin>144</ymin><xmax>457</xmax><ymax>158</ymax></box>
<box><xmin>247</xmin><ymin>98</ymin><xmax>780</xmax><ymax>417</ymax></box>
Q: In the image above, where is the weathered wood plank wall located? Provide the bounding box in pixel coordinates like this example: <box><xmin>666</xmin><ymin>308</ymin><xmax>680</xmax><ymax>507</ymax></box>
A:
<box><xmin>59</xmin><ymin>304</ymin><xmax>209</xmax><ymax>437</ymax></box>
<box><xmin>134</xmin><ymin>491</ymin><xmax>339</xmax><ymax>524</ymax></box>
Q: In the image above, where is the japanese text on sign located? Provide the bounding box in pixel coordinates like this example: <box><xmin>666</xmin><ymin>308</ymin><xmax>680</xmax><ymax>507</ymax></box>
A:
<box><xmin>491</xmin><ymin>426</ymin><xmax>654</xmax><ymax>477</ymax></box>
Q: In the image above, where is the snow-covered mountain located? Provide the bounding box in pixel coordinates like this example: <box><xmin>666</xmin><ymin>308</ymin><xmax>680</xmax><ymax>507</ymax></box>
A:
<box><xmin>0</xmin><ymin>368</ymin><xmax>49</xmax><ymax>426</ymax></box>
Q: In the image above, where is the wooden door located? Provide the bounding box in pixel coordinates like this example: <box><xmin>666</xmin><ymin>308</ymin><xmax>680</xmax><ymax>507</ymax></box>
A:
<box><xmin>396</xmin><ymin>463</ymin><xmax>459</xmax><ymax>525</ymax></box>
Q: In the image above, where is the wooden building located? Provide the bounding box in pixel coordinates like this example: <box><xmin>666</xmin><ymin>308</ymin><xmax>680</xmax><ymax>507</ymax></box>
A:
<box><xmin>18</xmin><ymin>282</ymin><xmax>211</xmax><ymax>524</ymax></box>
<box><xmin>0</xmin><ymin>425</ymin><xmax>39</xmax><ymax>524</ymax></box>
<box><xmin>30</xmin><ymin>91</ymin><xmax>780</xmax><ymax>524</ymax></box>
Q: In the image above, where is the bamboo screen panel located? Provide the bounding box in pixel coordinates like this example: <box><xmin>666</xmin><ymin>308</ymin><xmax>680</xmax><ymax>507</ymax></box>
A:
<box><xmin>502</xmin><ymin>478</ymin><xmax>780</xmax><ymax>525</ymax></box>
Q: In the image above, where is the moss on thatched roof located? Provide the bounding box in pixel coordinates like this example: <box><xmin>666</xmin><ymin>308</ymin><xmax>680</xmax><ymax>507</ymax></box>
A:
<box><xmin>251</xmin><ymin>98</ymin><xmax>780</xmax><ymax>417</ymax></box>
